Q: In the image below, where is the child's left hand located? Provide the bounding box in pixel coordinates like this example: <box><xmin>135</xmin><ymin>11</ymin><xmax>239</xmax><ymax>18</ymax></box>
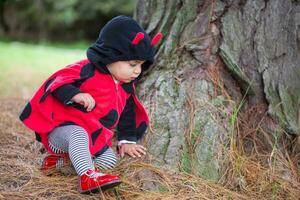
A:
<box><xmin>119</xmin><ymin>144</ymin><xmax>147</xmax><ymax>158</ymax></box>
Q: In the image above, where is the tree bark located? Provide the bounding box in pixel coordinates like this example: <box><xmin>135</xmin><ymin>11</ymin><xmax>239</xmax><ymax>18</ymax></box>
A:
<box><xmin>134</xmin><ymin>0</ymin><xmax>300</xmax><ymax>181</ymax></box>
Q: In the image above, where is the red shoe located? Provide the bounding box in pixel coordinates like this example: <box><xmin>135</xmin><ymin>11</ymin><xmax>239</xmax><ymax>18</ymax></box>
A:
<box><xmin>40</xmin><ymin>154</ymin><xmax>70</xmax><ymax>172</ymax></box>
<box><xmin>79</xmin><ymin>169</ymin><xmax>121</xmax><ymax>194</ymax></box>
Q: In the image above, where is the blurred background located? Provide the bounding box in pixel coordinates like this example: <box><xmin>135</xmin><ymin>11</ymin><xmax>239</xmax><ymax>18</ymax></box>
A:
<box><xmin>0</xmin><ymin>0</ymin><xmax>136</xmax><ymax>98</ymax></box>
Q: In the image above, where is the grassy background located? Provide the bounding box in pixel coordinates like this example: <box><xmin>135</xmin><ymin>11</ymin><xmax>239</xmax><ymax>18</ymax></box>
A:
<box><xmin>0</xmin><ymin>41</ymin><xmax>86</xmax><ymax>99</ymax></box>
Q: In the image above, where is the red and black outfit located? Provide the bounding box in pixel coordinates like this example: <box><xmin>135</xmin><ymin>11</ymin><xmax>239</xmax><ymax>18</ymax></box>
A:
<box><xmin>19</xmin><ymin>59</ymin><xmax>149</xmax><ymax>156</ymax></box>
<box><xmin>19</xmin><ymin>15</ymin><xmax>162</xmax><ymax>194</ymax></box>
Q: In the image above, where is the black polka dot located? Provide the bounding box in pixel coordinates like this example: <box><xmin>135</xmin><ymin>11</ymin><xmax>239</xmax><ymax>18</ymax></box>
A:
<box><xmin>99</xmin><ymin>109</ymin><xmax>118</xmax><ymax>128</ymax></box>
<box><xmin>80</xmin><ymin>63</ymin><xmax>95</xmax><ymax>79</ymax></box>
<box><xmin>136</xmin><ymin>121</ymin><xmax>147</xmax><ymax>140</ymax></box>
<box><xmin>44</xmin><ymin>77</ymin><xmax>56</xmax><ymax>92</ymax></box>
<box><xmin>19</xmin><ymin>102</ymin><xmax>32</xmax><ymax>121</ymax></box>
<box><xmin>35</xmin><ymin>132</ymin><xmax>42</xmax><ymax>142</ymax></box>
<box><xmin>72</xmin><ymin>63</ymin><xmax>96</xmax><ymax>88</ymax></box>
<box><xmin>39</xmin><ymin>90</ymin><xmax>51</xmax><ymax>103</ymax></box>
<box><xmin>91</xmin><ymin>128</ymin><xmax>103</xmax><ymax>145</ymax></box>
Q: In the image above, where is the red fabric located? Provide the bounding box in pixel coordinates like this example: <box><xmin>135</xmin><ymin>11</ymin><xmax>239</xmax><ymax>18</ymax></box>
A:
<box><xmin>22</xmin><ymin>59</ymin><xmax>148</xmax><ymax>156</ymax></box>
<box><xmin>131</xmin><ymin>32</ymin><xmax>145</xmax><ymax>45</ymax></box>
<box><xmin>150</xmin><ymin>33</ymin><xmax>163</xmax><ymax>46</ymax></box>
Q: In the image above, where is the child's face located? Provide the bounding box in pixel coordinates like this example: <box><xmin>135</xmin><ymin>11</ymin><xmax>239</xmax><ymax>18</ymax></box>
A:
<box><xmin>107</xmin><ymin>60</ymin><xmax>145</xmax><ymax>83</ymax></box>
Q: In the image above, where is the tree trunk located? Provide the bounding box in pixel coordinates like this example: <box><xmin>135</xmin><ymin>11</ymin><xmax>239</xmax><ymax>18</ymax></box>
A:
<box><xmin>0</xmin><ymin>0</ymin><xmax>9</xmax><ymax>33</ymax></box>
<box><xmin>35</xmin><ymin>0</ymin><xmax>47</xmax><ymax>41</ymax></box>
<box><xmin>134</xmin><ymin>0</ymin><xmax>300</xmax><ymax>181</ymax></box>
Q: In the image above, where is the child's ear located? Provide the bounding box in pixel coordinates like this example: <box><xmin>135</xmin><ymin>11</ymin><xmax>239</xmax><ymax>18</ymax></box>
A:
<box><xmin>150</xmin><ymin>33</ymin><xmax>163</xmax><ymax>46</ymax></box>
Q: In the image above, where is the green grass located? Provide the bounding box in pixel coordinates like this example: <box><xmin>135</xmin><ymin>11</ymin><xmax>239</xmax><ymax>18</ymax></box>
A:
<box><xmin>0</xmin><ymin>36</ymin><xmax>90</xmax><ymax>50</ymax></box>
<box><xmin>0</xmin><ymin>41</ymin><xmax>86</xmax><ymax>98</ymax></box>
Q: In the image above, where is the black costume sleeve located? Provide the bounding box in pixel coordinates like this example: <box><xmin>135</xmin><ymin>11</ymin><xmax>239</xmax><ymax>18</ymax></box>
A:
<box><xmin>52</xmin><ymin>84</ymin><xmax>81</xmax><ymax>105</ymax></box>
<box><xmin>117</xmin><ymin>95</ymin><xmax>137</xmax><ymax>141</ymax></box>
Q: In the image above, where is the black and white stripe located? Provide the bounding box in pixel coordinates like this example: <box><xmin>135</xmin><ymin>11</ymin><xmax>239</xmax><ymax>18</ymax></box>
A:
<box><xmin>48</xmin><ymin>141</ymin><xmax>65</xmax><ymax>154</ymax></box>
<box><xmin>94</xmin><ymin>147</ymin><xmax>117</xmax><ymax>170</ymax></box>
<box><xmin>48</xmin><ymin>125</ymin><xmax>117</xmax><ymax>175</ymax></box>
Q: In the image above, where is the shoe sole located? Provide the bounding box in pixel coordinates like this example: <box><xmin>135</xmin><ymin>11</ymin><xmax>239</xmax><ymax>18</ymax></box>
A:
<box><xmin>79</xmin><ymin>180</ymin><xmax>122</xmax><ymax>194</ymax></box>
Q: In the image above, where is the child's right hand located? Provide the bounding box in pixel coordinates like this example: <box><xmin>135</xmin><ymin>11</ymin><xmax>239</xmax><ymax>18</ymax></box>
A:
<box><xmin>71</xmin><ymin>93</ymin><xmax>95</xmax><ymax>112</ymax></box>
<box><xmin>119</xmin><ymin>143</ymin><xmax>147</xmax><ymax>158</ymax></box>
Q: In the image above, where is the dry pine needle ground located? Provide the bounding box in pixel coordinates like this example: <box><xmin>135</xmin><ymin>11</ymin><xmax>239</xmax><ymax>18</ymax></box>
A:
<box><xmin>0</xmin><ymin>98</ymin><xmax>299</xmax><ymax>200</ymax></box>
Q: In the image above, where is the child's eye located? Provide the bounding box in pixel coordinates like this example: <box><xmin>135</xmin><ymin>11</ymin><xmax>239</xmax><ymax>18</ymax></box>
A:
<box><xmin>129</xmin><ymin>63</ymin><xmax>137</xmax><ymax>67</ymax></box>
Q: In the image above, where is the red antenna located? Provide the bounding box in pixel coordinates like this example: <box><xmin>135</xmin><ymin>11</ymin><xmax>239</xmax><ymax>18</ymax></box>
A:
<box><xmin>151</xmin><ymin>33</ymin><xmax>163</xmax><ymax>46</ymax></box>
<box><xmin>131</xmin><ymin>32</ymin><xmax>145</xmax><ymax>45</ymax></box>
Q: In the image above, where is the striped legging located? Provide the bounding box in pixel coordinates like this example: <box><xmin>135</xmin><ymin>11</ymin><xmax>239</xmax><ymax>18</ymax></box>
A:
<box><xmin>48</xmin><ymin>125</ymin><xmax>117</xmax><ymax>175</ymax></box>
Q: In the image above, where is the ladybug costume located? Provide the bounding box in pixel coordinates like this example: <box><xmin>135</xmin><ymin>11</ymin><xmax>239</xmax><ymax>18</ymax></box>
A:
<box><xmin>19</xmin><ymin>15</ymin><xmax>162</xmax><ymax>157</ymax></box>
<box><xmin>19</xmin><ymin>16</ymin><xmax>162</xmax><ymax>193</ymax></box>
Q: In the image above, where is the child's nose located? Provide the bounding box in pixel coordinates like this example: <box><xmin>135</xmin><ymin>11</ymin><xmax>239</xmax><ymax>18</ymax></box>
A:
<box><xmin>134</xmin><ymin>65</ymin><xmax>142</xmax><ymax>74</ymax></box>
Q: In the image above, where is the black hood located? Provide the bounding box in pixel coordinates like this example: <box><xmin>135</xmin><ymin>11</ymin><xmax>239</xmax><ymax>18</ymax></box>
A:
<box><xmin>87</xmin><ymin>15</ymin><xmax>156</xmax><ymax>78</ymax></box>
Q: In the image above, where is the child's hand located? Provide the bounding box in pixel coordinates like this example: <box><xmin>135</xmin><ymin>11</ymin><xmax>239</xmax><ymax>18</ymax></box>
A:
<box><xmin>119</xmin><ymin>144</ymin><xmax>147</xmax><ymax>158</ymax></box>
<box><xmin>71</xmin><ymin>93</ymin><xmax>95</xmax><ymax>112</ymax></box>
